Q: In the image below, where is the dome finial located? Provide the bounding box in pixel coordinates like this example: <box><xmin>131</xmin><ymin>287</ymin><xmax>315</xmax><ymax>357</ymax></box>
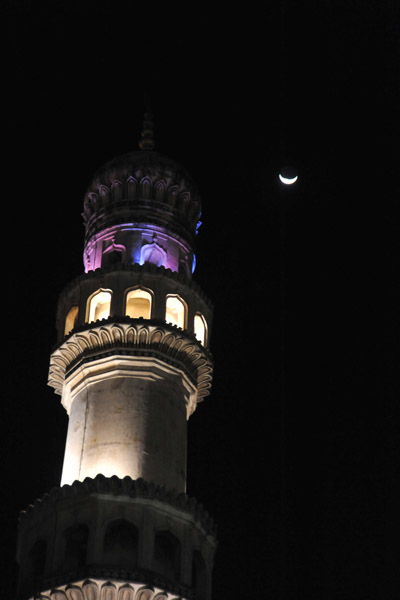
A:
<box><xmin>139</xmin><ymin>110</ymin><xmax>155</xmax><ymax>151</ymax></box>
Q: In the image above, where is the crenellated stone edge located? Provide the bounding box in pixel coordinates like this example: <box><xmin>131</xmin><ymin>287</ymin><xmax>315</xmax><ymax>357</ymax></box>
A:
<box><xmin>18</xmin><ymin>474</ymin><xmax>217</xmax><ymax>537</ymax></box>
<box><xmin>48</xmin><ymin>319</ymin><xmax>213</xmax><ymax>400</ymax></box>
<box><xmin>26</xmin><ymin>576</ymin><xmax>190</xmax><ymax>600</ymax></box>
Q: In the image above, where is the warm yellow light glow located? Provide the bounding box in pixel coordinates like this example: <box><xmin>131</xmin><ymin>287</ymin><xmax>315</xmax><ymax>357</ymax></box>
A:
<box><xmin>64</xmin><ymin>306</ymin><xmax>79</xmax><ymax>336</ymax></box>
<box><xmin>194</xmin><ymin>313</ymin><xmax>207</xmax><ymax>346</ymax></box>
<box><xmin>88</xmin><ymin>290</ymin><xmax>112</xmax><ymax>323</ymax></box>
<box><xmin>126</xmin><ymin>288</ymin><xmax>152</xmax><ymax>319</ymax></box>
<box><xmin>166</xmin><ymin>295</ymin><xmax>186</xmax><ymax>329</ymax></box>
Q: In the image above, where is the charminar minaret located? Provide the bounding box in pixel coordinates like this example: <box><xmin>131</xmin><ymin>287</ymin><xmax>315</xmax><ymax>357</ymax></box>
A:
<box><xmin>16</xmin><ymin>116</ymin><xmax>216</xmax><ymax>600</ymax></box>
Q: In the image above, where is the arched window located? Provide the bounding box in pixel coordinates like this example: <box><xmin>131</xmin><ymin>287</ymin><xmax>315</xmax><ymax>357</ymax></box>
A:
<box><xmin>125</xmin><ymin>288</ymin><xmax>152</xmax><ymax>319</ymax></box>
<box><xmin>192</xmin><ymin>550</ymin><xmax>207</xmax><ymax>600</ymax></box>
<box><xmin>64</xmin><ymin>306</ymin><xmax>79</xmax><ymax>336</ymax></box>
<box><xmin>153</xmin><ymin>531</ymin><xmax>181</xmax><ymax>582</ymax></box>
<box><xmin>64</xmin><ymin>524</ymin><xmax>89</xmax><ymax>573</ymax></box>
<box><xmin>87</xmin><ymin>289</ymin><xmax>112</xmax><ymax>323</ymax></box>
<box><xmin>103</xmin><ymin>519</ymin><xmax>138</xmax><ymax>569</ymax></box>
<box><xmin>165</xmin><ymin>295</ymin><xmax>186</xmax><ymax>329</ymax></box>
<box><xmin>194</xmin><ymin>313</ymin><xmax>207</xmax><ymax>346</ymax></box>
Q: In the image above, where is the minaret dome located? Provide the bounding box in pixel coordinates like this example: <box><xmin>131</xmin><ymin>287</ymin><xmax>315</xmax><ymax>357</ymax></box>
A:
<box><xmin>82</xmin><ymin>148</ymin><xmax>202</xmax><ymax>277</ymax></box>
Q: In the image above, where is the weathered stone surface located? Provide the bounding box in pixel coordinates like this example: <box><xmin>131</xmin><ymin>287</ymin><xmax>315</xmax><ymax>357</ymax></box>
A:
<box><xmin>17</xmin><ymin>477</ymin><xmax>216</xmax><ymax>600</ymax></box>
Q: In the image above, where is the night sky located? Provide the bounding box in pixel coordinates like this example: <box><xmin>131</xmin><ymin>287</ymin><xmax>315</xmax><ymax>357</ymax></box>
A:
<box><xmin>3</xmin><ymin>2</ymin><xmax>400</xmax><ymax>599</ymax></box>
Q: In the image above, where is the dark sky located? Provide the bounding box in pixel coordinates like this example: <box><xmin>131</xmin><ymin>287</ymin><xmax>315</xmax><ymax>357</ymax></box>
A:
<box><xmin>3</xmin><ymin>2</ymin><xmax>400</xmax><ymax>599</ymax></box>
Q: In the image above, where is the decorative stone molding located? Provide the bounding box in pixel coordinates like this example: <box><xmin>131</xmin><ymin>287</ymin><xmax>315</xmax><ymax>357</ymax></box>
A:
<box><xmin>82</xmin><ymin>151</ymin><xmax>201</xmax><ymax>243</ymax></box>
<box><xmin>27</xmin><ymin>579</ymin><xmax>188</xmax><ymax>600</ymax></box>
<box><xmin>48</xmin><ymin>319</ymin><xmax>213</xmax><ymax>400</ymax></box>
<box><xmin>19</xmin><ymin>475</ymin><xmax>217</xmax><ymax>537</ymax></box>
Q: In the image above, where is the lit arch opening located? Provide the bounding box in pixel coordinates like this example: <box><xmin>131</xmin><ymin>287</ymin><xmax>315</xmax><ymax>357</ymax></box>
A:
<box><xmin>64</xmin><ymin>306</ymin><xmax>79</xmax><ymax>336</ymax></box>
<box><xmin>165</xmin><ymin>295</ymin><xmax>186</xmax><ymax>329</ymax></box>
<box><xmin>125</xmin><ymin>288</ymin><xmax>152</xmax><ymax>319</ymax></box>
<box><xmin>194</xmin><ymin>313</ymin><xmax>207</xmax><ymax>346</ymax></box>
<box><xmin>87</xmin><ymin>289</ymin><xmax>112</xmax><ymax>323</ymax></box>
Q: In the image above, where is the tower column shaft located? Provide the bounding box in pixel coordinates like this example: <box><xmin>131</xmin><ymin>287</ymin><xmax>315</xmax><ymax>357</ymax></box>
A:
<box><xmin>60</xmin><ymin>355</ymin><xmax>195</xmax><ymax>491</ymax></box>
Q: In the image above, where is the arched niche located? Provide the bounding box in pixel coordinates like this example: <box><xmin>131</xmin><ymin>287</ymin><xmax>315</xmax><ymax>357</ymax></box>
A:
<box><xmin>102</xmin><ymin>241</ymin><xmax>126</xmax><ymax>269</ymax></box>
<box><xmin>87</xmin><ymin>289</ymin><xmax>112</xmax><ymax>323</ymax></box>
<box><xmin>63</xmin><ymin>524</ymin><xmax>89</xmax><ymax>573</ymax></box>
<box><xmin>140</xmin><ymin>240</ymin><xmax>167</xmax><ymax>268</ymax></box>
<box><xmin>153</xmin><ymin>530</ymin><xmax>181</xmax><ymax>582</ymax></box>
<box><xmin>64</xmin><ymin>306</ymin><xmax>79</xmax><ymax>337</ymax></box>
<box><xmin>125</xmin><ymin>287</ymin><xmax>153</xmax><ymax>319</ymax></box>
<box><xmin>165</xmin><ymin>295</ymin><xmax>187</xmax><ymax>329</ymax></box>
<box><xmin>103</xmin><ymin>519</ymin><xmax>138</xmax><ymax>569</ymax></box>
<box><xmin>194</xmin><ymin>313</ymin><xmax>207</xmax><ymax>346</ymax></box>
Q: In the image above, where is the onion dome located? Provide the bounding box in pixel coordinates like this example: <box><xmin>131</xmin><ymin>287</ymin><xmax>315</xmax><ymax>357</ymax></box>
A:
<box><xmin>82</xmin><ymin>126</ymin><xmax>202</xmax><ymax>248</ymax></box>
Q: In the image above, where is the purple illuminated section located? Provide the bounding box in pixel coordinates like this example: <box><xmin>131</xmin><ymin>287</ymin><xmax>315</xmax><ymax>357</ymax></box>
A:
<box><xmin>84</xmin><ymin>223</ymin><xmax>194</xmax><ymax>276</ymax></box>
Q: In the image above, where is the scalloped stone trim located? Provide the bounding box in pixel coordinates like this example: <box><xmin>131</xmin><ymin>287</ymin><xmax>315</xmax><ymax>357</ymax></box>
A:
<box><xmin>48</xmin><ymin>321</ymin><xmax>213</xmax><ymax>399</ymax></box>
<box><xmin>27</xmin><ymin>578</ymin><xmax>188</xmax><ymax>600</ymax></box>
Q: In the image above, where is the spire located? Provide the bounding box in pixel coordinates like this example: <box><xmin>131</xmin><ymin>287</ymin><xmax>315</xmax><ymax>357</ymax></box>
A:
<box><xmin>139</xmin><ymin>111</ymin><xmax>155</xmax><ymax>151</ymax></box>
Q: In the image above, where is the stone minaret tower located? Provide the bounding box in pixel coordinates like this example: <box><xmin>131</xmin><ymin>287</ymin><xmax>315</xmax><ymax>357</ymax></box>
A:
<box><xmin>16</xmin><ymin>117</ymin><xmax>216</xmax><ymax>600</ymax></box>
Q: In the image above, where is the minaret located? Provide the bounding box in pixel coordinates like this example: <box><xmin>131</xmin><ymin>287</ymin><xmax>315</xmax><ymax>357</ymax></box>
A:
<box><xmin>16</xmin><ymin>117</ymin><xmax>216</xmax><ymax>600</ymax></box>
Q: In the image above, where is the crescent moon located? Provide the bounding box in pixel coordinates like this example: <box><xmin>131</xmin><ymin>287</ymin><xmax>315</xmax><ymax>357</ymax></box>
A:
<box><xmin>279</xmin><ymin>173</ymin><xmax>298</xmax><ymax>185</ymax></box>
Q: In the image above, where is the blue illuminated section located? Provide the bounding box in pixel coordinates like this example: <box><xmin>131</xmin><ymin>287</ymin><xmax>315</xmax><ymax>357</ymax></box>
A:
<box><xmin>192</xmin><ymin>254</ymin><xmax>196</xmax><ymax>274</ymax></box>
<box><xmin>196</xmin><ymin>213</ymin><xmax>202</xmax><ymax>235</ymax></box>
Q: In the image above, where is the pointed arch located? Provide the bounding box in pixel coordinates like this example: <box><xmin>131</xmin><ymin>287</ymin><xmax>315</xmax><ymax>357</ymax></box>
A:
<box><xmin>165</xmin><ymin>295</ymin><xmax>187</xmax><ymax>329</ymax></box>
<box><xmin>99</xmin><ymin>185</ymin><xmax>110</xmax><ymax>206</ymax></box>
<box><xmin>103</xmin><ymin>519</ymin><xmax>138</xmax><ymax>570</ymax></box>
<box><xmin>167</xmin><ymin>185</ymin><xmax>178</xmax><ymax>207</ymax></box>
<box><xmin>140</xmin><ymin>240</ymin><xmax>167</xmax><ymax>268</ymax></box>
<box><xmin>125</xmin><ymin>287</ymin><xmax>153</xmax><ymax>319</ymax></box>
<box><xmin>126</xmin><ymin>176</ymin><xmax>137</xmax><ymax>200</ymax></box>
<box><xmin>111</xmin><ymin>180</ymin><xmax>124</xmax><ymax>202</ymax></box>
<box><xmin>100</xmin><ymin>582</ymin><xmax>117</xmax><ymax>600</ymax></box>
<box><xmin>140</xmin><ymin>176</ymin><xmax>152</xmax><ymax>200</ymax></box>
<box><xmin>64</xmin><ymin>306</ymin><xmax>79</xmax><ymax>337</ymax></box>
<box><xmin>86</xmin><ymin>289</ymin><xmax>112</xmax><ymax>323</ymax></box>
<box><xmin>194</xmin><ymin>313</ymin><xmax>207</xmax><ymax>346</ymax></box>
<box><xmin>154</xmin><ymin>180</ymin><xmax>166</xmax><ymax>203</ymax></box>
<box><xmin>177</xmin><ymin>191</ymin><xmax>190</xmax><ymax>212</ymax></box>
<box><xmin>117</xmin><ymin>585</ymin><xmax>135</xmax><ymax>600</ymax></box>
